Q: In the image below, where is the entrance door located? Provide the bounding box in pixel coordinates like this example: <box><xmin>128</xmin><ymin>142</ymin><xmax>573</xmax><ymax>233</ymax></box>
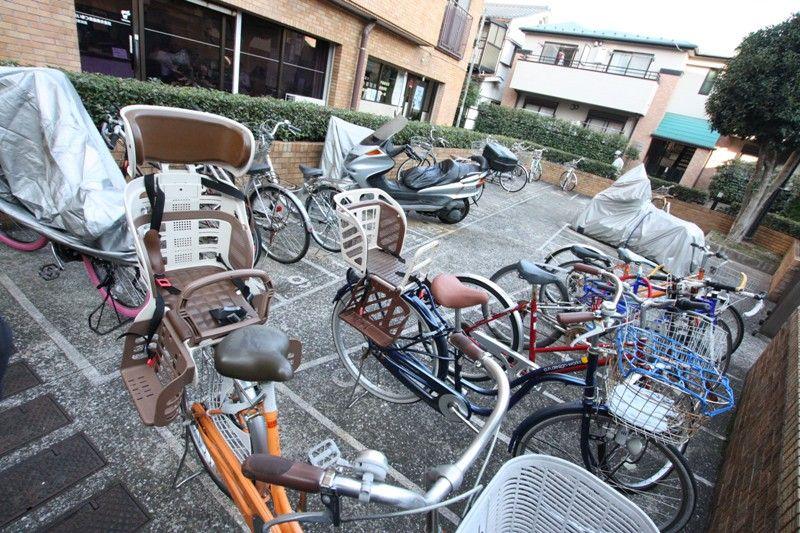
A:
<box><xmin>645</xmin><ymin>139</ymin><xmax>696</xmax><ymax>182</ymax></box>
<box><xmin>403</xmin><ymin>75</ymin><xmax>437</xmax><ymax>122</ymax></box>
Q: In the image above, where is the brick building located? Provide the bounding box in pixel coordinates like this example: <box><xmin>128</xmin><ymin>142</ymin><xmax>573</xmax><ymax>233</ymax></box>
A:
<box><xmin>490</xmin><ymin>22</ymin><xmax>758</xmax><ymax>189</ymax></box>
<box><xmin>0</xmin><ymin>0</ymin><xmax>483</xmax><ymax>125</ymax></box>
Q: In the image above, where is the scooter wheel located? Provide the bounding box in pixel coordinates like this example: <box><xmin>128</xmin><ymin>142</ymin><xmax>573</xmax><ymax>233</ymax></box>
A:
<box><xmin>437</xmin><ymin>199</ymin><xmax>470</xmax><ymax>224</ymax></box>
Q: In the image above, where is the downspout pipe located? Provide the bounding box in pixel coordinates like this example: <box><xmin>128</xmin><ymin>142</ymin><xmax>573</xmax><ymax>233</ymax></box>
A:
<box><xmin>350</xmin><ymin>21</ymin><xmax>376</xmax><ymax>110</ymax></box>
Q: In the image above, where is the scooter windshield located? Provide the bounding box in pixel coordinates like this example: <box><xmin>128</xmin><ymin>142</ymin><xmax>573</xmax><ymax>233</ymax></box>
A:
<box><xmin>360</xmin><ymin>115</ymin><xmax>408</xmax><ymax>145</ymax></box>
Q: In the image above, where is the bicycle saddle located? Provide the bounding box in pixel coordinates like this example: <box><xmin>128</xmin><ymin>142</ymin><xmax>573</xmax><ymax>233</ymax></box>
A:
<box><xmin>516</xmin><ymin>260</ymin><xmax>559</xmax><ymax>286</ymax></box>
<box><xmin>570</xmin><ymin>245</ymin><xmax>611</xmax><ymax>265</ymax></box>
<box><xmin>299</xmin><ymin>164</ymin><xmax>324</xmax><ymax>179</ymax></box>
<box><xmin>214</xmin><ymin>324</ymin><xmax>293</xmax><ymax>382</ymax></box>
<box><xmin>617</xmin><ymin>247</ymin><xmax>658</xmax><ymax>268</ymax></box>
<box><xmin>430</xmin><ymin>274</ymin><xmax>489</xmax><ymax>309</ymax></box>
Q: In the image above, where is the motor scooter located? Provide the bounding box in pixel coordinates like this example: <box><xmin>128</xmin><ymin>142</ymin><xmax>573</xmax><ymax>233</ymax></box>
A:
<box><xmin>343</xmin><ymin>116</ymin><xmax>493</xmax><ymax>223</ymax></box>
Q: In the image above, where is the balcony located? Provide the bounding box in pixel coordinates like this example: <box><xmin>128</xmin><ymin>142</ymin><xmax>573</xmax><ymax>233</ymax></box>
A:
<box><xmin>437</xmin><ymin>1</ymin><xmax>473</xmax><ymax>60</ymax></box>
<box><xmin>510</xmin><ymin>55</ymin><xmax>660</xmax><ymax>115</ymax></box>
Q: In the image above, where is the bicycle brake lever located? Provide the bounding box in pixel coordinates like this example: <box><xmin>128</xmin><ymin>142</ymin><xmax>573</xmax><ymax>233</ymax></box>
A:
<box><xmin>743</xmin><ymin>299</ymin><xmax>764</xmax><ymax>318</ymax></box>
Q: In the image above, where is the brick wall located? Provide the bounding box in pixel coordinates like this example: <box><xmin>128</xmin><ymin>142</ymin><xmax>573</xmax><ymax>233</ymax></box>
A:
<box><xmin>628</xmin><ymin>71</ymin><xmax>681</xmax><ymax>159</ymax></box>
<box><xmin>770</xmin><ymin>241</ymin><xmax>800</xmax><ymax>301</ymax></box>
<box><xmin>0</xmin><ymin>0</ymin><xmax>80</xmax><ymax>70</ymax></box>
<box><xmin>709</xmin><ymin>310</ymin><xmax>800</xmax><ymax>532</ymax></box>
<box><xmin>268</xmin><ymin>141</ymin><xmax>324</xmax><ymax>185</ymax></box>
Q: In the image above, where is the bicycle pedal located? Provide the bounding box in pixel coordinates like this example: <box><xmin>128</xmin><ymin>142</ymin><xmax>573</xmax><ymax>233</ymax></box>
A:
<box><xmin>38</xmin><ymin>263</ymin><xmax>62</xmax><ymax>281</ymax></box>
<box><xmin>308</xmin><ymin>438</ymin><xmax>342</xmax><ymax>469</ymax></box>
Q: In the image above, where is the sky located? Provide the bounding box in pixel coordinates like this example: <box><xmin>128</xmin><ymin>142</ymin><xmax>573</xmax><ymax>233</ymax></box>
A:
<box><xmin>490</xmin><ymin>0</ymin><xmax>799</xmax><ymax>56</ymax></box>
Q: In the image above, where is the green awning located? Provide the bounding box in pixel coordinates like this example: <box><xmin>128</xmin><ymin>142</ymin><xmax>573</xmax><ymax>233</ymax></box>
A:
<box><xmin>653</xmin><ymin>113</ymin><xmax>720</xmax><ymax>149</ymax></box>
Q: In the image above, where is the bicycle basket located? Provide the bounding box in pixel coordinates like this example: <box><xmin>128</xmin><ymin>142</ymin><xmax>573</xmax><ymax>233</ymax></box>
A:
<box><xmin>338</xmin><ymin>277</ymin><xmax>411</xmax><ymax>348</ymax></box>
<box><xmin>606</xmin><ymin>311</ymin><xmax>734</xmax><ymax>445</ymax></box>
<box><xmin>457</xmin><ymin>454</ymin><xmax>658</xmax><ymax>533</ymax></box>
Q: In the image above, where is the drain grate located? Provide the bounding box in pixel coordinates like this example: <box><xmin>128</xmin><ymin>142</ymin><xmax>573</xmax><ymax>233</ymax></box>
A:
<box><xmin>42</xmin><ymin>482</ymin><xmax>150</xmax><ymax>532</ymax></box>
<box><xmin>0</xmin><ymin>394</ymin><xmax>71</xmax><ymax>457</ymax></box>
<box><xmin>1</xmin><ymin>361</ymin><xmax>42</xmax><ymax>399</ymax></box>
<box><xmin>0</xmin><ymin>432</ymin><xmax>106</xmax><ymax>527</ymax></box>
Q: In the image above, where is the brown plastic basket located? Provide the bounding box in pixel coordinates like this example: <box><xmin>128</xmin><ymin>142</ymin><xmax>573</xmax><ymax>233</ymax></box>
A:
<box><xmin>338</xmin><ymin>278</ymin><xmax>412</xmax><ymax>348</ymax></box>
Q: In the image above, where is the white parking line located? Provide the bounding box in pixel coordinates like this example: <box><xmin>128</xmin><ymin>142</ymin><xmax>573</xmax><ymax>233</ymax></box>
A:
<box><xmin>0</xmin><ymin>273</ymin><xmax>101</xmax><ymax>383</ymax></box>
<box><xmin>694</xmin><ymin>474</ymin><xmax>714</xmax><ymax>488</ymax></box>
<box><xmin>276</xmin><ymin>382</ymin><xmax>462</xmax><ymax>526</ymax></box>
<box><xmin>537</xmin><ymin>224</ymin><xmax>569</xmax><ymax>251</ymax></box>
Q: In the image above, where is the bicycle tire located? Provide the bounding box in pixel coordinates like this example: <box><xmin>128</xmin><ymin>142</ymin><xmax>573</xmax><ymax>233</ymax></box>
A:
<box><xmin>395</xmin><ymin>154</ymin><xmax>434</xmax><ymax>181</ymax></box>
<box><xmin>490</xmin><ymin>262</ymin><xmax>571</xmax><ymax>348</ymax></box>
<box><xmin>82</xmin><ymin>256</ymin><xmax>148</xmax><ymax>318</ymax></box>
<box><xmin>305</xmin><ymin>184</ymin><xmax>342</xmax><ymax>252</ymax></box>
<box><xmin>560</xmin><ymin>170</ymin><xmax>577</xmax><ymax>192</ymax></box>
<box><xmin>249</xmin><ymin>185</ymin><xmax>310</xmax><ymax>264</ymax></box>
<box><xmin>529</xmin><ymin>160</ymin><xmax>542</xmax><ymax>182</ymax></box>
<box><xmin>716</xmin><ymin>304</ymin><xmax>744</xmax><ymax>354</ymax></box>
<box><xmin>512</xmin><ymin>405</ymin><xmax>696</xmax><ymax>533</ymax></box>
<box><xmin>500</xmin><ymin>164</ymin><xmax>528</xmax><ymax>193</ymax></box>
<box><xmin>0</xmin><ymin>217</ymin><xmax>48</xmax><ymax>251</ymax></box>
<box><xmin>331</xmin><ymin>290</ymin><xmax>447</xmax><ymax>403</ymax></box>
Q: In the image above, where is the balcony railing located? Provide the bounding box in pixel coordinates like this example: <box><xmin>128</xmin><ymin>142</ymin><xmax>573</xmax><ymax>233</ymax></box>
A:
<box><xmin>520</xmin><ymin>53</ymin><xmax>659</xmax><ymax>81</ymax></box>
<box><xmin>438</xmin><ymin>1</ymin><xmax>472</xmax><ymax>60</ymax></box>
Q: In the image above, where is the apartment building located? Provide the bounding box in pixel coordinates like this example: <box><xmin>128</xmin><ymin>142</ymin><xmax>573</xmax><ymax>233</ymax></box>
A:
<box><xmin>499</xmin><ymin>23</ymin><xmax>756</xmax><ymax>189</ymax></box>
<box><xmin>0</xmin><ymin>0</ymin><xmax>483</xmax><ymax>125</ymax></box>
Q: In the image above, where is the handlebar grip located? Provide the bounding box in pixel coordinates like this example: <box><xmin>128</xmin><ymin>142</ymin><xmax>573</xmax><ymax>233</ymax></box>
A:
<box><xmin>705</xmin><ymin>279</ymin><xmax>738</xmax><ymax>292</ymax></box>
<box><xmin>450</xmin><ymin>333</ymin><xmax>484</xmax><ymax>362</ymax></box>
<box><xmin>241</xmin><ymin>454</ymin><xmax>325</xmax><ymax>493</ymax></box>
<box><xmin>648</xmin><ymin>273</ymin><xmax>671</xmax><ymax>282</ymax></box>
<box><xmin>675</xmin><ymin>298</ymin><xmax>711</xmax><ymax>312</ymax></box>
<box><xmin>573</xmin><ymin>263</ymin><xmax>602</xmax><ymax>275</ymax></box>
<box><xmin>557</xmin><ymin>311</ymin><xmax>597</xmax><ymax>325</ymax></box>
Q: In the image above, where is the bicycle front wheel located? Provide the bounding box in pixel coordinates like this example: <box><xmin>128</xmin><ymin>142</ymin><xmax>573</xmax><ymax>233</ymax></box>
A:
<box><xmin>500</xmin><ymin>164</ymin><xmax>528</xmax><ymax>193</ymax></box>
<box><xmin>305</xmin><ymin>184</ymin><xmax>342</xmax><ymax>252</ymax></box>
<box><xmin>250</xmin><ymin>185</ymin><xmax>310</xmax><ymax>264</ymax></box>
<box><xmin>560</xmin><ymin>170</ymin><xmax>577</xmax><ymax>192</ymax></box>
<box><xmin>82</xmin><ymin>256</ymin><xmax>148</xmax><ymax>318</ymax></box>
<box><xmin>716</xmin><ymin>304</ymin><xmax>744</xmax><ymax>354</ymax></box>
<box><xmin>0</xmin><ymin>217</ymin><xmax>48</xmax><ymax>251</ymax></box>
<box><xmin>331</xmin><ymin>289</ymin><xmax>446</xmax><ymax>403</ymax></box>
<box><xmin>513</xmin><ymin>406</ymin><xmax>696</xmax><ymax>533</ymax></box>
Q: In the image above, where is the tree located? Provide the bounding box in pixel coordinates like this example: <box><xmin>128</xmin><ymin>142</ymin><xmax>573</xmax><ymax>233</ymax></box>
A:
<box><xmin>706</xmin><ymin>13</ymin><xmax>800</xmax><ymax>242</ymax></box>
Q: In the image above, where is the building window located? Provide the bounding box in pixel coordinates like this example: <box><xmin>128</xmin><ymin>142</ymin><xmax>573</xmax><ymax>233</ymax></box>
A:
<box><xmin>361</xmin><ymin>59</ymin><xmax>399</xmax><ymax>104</ymax></box>
<box><xmin>75</xmin><ymin>0</ymin><xmax>331</xmax><ymax>99</ymax></box>
<box><xmin>522</xmin><ymin>96</ymin><xmax>558</xmax><ymax>117</ymax></box>
<box><xmin>699</xmin><ymin>69</ymin><xmax>720</xmax><ymax>95</ymax></box>
<box><xmin>607</xmin><ymin>51</ymin><xmax>654</xmax><ymax>78</ymax></box>
<box><xmin>75</xmin><ymin>0</ymin><xmax>136</xmax><ymax>77</ymax></box>
<box><xmin>477</xmin><ymin>21</ymin><xmax>506</xmax><ymax>72</ymax></box>
<box><xmin>584</xmin><ymin>110</ymin><xmax>627</xmax><ymax>134</ymax></box>
<box><xmin>541</xmin><ymin>42</ymin><xmax>578</xmax><ymax>66</ymax></box>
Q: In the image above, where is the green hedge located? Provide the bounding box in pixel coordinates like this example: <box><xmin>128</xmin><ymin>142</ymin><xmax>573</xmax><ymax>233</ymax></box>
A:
<box><xmin>648</xmin><ymin>176</ymin><xmax>709</xmax><ymax>205</ymax></box>
<box><xmin>474</xmin><ymin>103</ymin><xmax>639</xmax><ymax>161</ymax></box>
<box><xmin>763</xmin><ymin>213</ymin><xmax>800</xmax><ymax>239</ymax></box>
<box><xmin>66</xmin><ymin>71</ymin><xmax>620</xmax><ymax>178</ymax></box>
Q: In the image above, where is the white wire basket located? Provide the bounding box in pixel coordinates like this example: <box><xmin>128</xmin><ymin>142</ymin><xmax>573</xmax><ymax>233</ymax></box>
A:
<box><xmin>457</xmin><ymin>454</ymin><xmax>658</xmax><ymax>533</ymax></box>
<box><xmin>605</xmin><ymin>309</ymin><xmax>735</xmax><ymax>446</ymax></box>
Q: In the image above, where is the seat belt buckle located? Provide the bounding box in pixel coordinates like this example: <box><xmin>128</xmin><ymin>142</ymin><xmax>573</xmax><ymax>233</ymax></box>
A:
<box><xmin>154</xmin><ymin>275</ymin><xmax>173</xmax><ymax>289</ymax></box>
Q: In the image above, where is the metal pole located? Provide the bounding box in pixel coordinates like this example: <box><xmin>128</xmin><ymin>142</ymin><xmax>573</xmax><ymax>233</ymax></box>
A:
<box><xmin>455</xmin><ymin>12</ymin><xmax>485</xmax><ymax>127</ymax></box>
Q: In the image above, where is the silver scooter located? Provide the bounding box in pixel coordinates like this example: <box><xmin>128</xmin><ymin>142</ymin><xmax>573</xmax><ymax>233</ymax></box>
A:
<box><xmin>343</xmin><ymin>116</ymin><xmax>488</xmax><ymax>224</ymax></box>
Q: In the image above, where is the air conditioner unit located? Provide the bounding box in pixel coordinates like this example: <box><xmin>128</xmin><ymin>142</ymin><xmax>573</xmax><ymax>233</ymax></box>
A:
<box><xmin>285</xmin><ymin>93</ymin><xmax>325</xmax><ymax>106</ymax></box>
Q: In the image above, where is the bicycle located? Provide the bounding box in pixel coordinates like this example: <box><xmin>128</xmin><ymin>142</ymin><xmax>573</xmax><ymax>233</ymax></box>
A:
<box><xmin>559</xmin><ymin>157</ymin><xmax>584</xmax><ymax>191</ymax></box>
<box><xmin>246</xmin><ymin>120</ymin><xmax>343</xmax><ymax>263</ymax></box>
<box><xmin>329</xmin><ymin>190</ymin><xmax>712</xmax><ymax>531</ymax></box>
<box><xmin>510</xmin><ymin>141</ymin><xmax>545</xmax><ymax>183</ymax></box>
<box><xmin>470</xmin><ymin>138</ymin><xmax>528</xmax><ymax>193</ymax></box>
<box><xmin>652</xmin><ymin>185</ymin><xmax>674</xmax><ymax>213</ymax></box>
<box><xmin>394</xmin><ymin>125</ymin><xmax>448</xmax><ymax>180</ymax></box>
<box><xmin>119</xmin><ymin>105</ymin><xmax>305</xmax><ymax>532</ymax></box>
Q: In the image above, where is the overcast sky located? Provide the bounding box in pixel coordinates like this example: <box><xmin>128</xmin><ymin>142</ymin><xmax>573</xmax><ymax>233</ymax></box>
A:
<box><xmin>490</xmin><ymin>0</ymin><xmax>799</xmax><ymax>56</ymax></box>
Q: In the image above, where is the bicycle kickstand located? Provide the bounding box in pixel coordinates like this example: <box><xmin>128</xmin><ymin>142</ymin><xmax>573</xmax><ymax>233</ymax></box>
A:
<box><xmin>172</xmin><ymin>421</ymin><xmax>203</xmax><ymax>489</ymax></box>
<box><xmin>345</xmin><ymin>355</ymin><xmax>370</xmax><ymax>409</ymax></box>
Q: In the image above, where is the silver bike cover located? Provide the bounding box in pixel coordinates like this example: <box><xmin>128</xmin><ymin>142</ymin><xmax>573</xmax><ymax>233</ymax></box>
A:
<box><xmin>572</xmin><ymin>164</ymin><xmax>705</xmax><ymax>276</ymax></box>
<box><xmin>0</xmin><ymin>67</ymin><xmax>129</xmax><ymax>251</ymax></box>
<box><xmin>320</xmin><ymin>116</ymin><xmax>373</xmax><ymax>180</ymax></box>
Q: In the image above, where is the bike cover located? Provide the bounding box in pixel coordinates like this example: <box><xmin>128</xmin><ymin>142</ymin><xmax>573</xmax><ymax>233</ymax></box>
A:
<box><xmin>320</xmin><ymin>116</ymin><xmax>373</xmax><ymax>180</ymax></box>
<box><xmin>572</xmin><ymin>164</ymin><xmax>704</xmax><ymax>276</ymax></box>
<box><xmin>0</xmin><ymin>67</ymin><xmax>129</xmax><ymax>251</ymax></box>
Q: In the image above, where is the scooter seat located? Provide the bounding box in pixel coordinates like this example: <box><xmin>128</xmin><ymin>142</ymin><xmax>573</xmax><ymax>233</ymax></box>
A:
<box><xmin>400</xmin><ymin>159</ymin><xmax>480</xmax><ymax>191</ymax></box>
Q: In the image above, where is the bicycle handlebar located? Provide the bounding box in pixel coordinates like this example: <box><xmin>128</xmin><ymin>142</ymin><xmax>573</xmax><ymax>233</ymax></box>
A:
<box><xmin>243</xmin><ymin>334</ymin><xmax>510</xmax><ymax>514</ymax></box>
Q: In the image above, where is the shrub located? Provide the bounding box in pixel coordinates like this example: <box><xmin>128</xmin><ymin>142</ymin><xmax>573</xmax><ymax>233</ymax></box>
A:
<box><xmin>708</xmin><ymin>159</ymin><xmax>755</xmax><ymax>206</ymax></box>
<box><xmin>66</xmin><ymin>71</ymin><xmax>619</xmax><ymax>177</ymax></box>
<box><xmin>763</xmin><ymin>213</ymin><xmax>800</xmax><ymax>239</ymax></box>
<box><xmin>648</xmin><ymin>176</ymin><xmax>708</xmax><ymax>205</ymax></box>
<box><xmin>474</xmin><ymin>103</ymin><xmax>639</xmax><ymax>161</ymax></box>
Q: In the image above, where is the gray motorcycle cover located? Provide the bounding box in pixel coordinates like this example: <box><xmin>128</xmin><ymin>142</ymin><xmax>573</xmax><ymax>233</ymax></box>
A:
<box><xmin>320</xmin><ymin>116</ymin><xmax>373</xmax><ymax>180</ymax></box>
<box><xmin>572</xmin><ymin>164</ymin><xmax>705</xmax><ymax>276</ymax></box>
<box><xmin>0</xmin><ymin>67</ymin><xmax>128</xmax><ymax>249</ymax></box>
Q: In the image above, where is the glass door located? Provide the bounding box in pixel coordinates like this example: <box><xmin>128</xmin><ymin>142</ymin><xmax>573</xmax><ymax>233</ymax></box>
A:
<box><xmin>403</xmin><ymin>75</ymin><xmax>437</xmax><ymax>121</ymax></box>
<box><xmin>75</xmin><ymin>0</ymin><xmax>137</xmax><ymax>77</ymax></box>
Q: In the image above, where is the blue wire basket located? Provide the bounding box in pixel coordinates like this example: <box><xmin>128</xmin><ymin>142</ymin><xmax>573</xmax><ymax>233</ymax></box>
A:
<box><xmin>606</xmin><ymin>311</ymin><xmax>735</xmax><ymax>445</ymax></box>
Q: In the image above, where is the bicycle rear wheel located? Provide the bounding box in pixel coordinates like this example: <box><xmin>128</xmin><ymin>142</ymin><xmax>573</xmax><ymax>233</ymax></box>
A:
<box><xmin>560</xmin><ymin>170</ymin><xmax>577</xmax><ymax>192</ymax></box>
<box><xmin>500</xmin><ymin>164</ymin><xmax>528</xmax><ymax>193</ymax></box>
<box><xmin>331</xmin><ymin>290</ymin><xmax>446</xmax><ymax>403</ymax></box>
<box><xmin>250</xmin><ymin>185</ymin><xmax>310</xmax><ymax>264</ymax></box>
<box><xmin>305</xmin><ymin>184</ymin><xmax>341</xmax><ymax>252</ymax></box>
<box><xmin>512</xmin><ymin>405</ymin><xmax>696</xmax><ymax>533</ymax></box>
<box><xmin>82</xmin><ymin>256</ymin><xmax>148</xmax><ymax>318</ymax></box>
<box><xmin>0</xmin><ymin>216</ymin><xmax>48</xmax><ymax>251</ymax></box>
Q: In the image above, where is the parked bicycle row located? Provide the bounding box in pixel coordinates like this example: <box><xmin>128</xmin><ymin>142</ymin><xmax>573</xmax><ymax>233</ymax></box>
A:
<box><xmin>0</xmin><ymin>69</ymin><xmax>761</xmax><ymax>532</ymax></box>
